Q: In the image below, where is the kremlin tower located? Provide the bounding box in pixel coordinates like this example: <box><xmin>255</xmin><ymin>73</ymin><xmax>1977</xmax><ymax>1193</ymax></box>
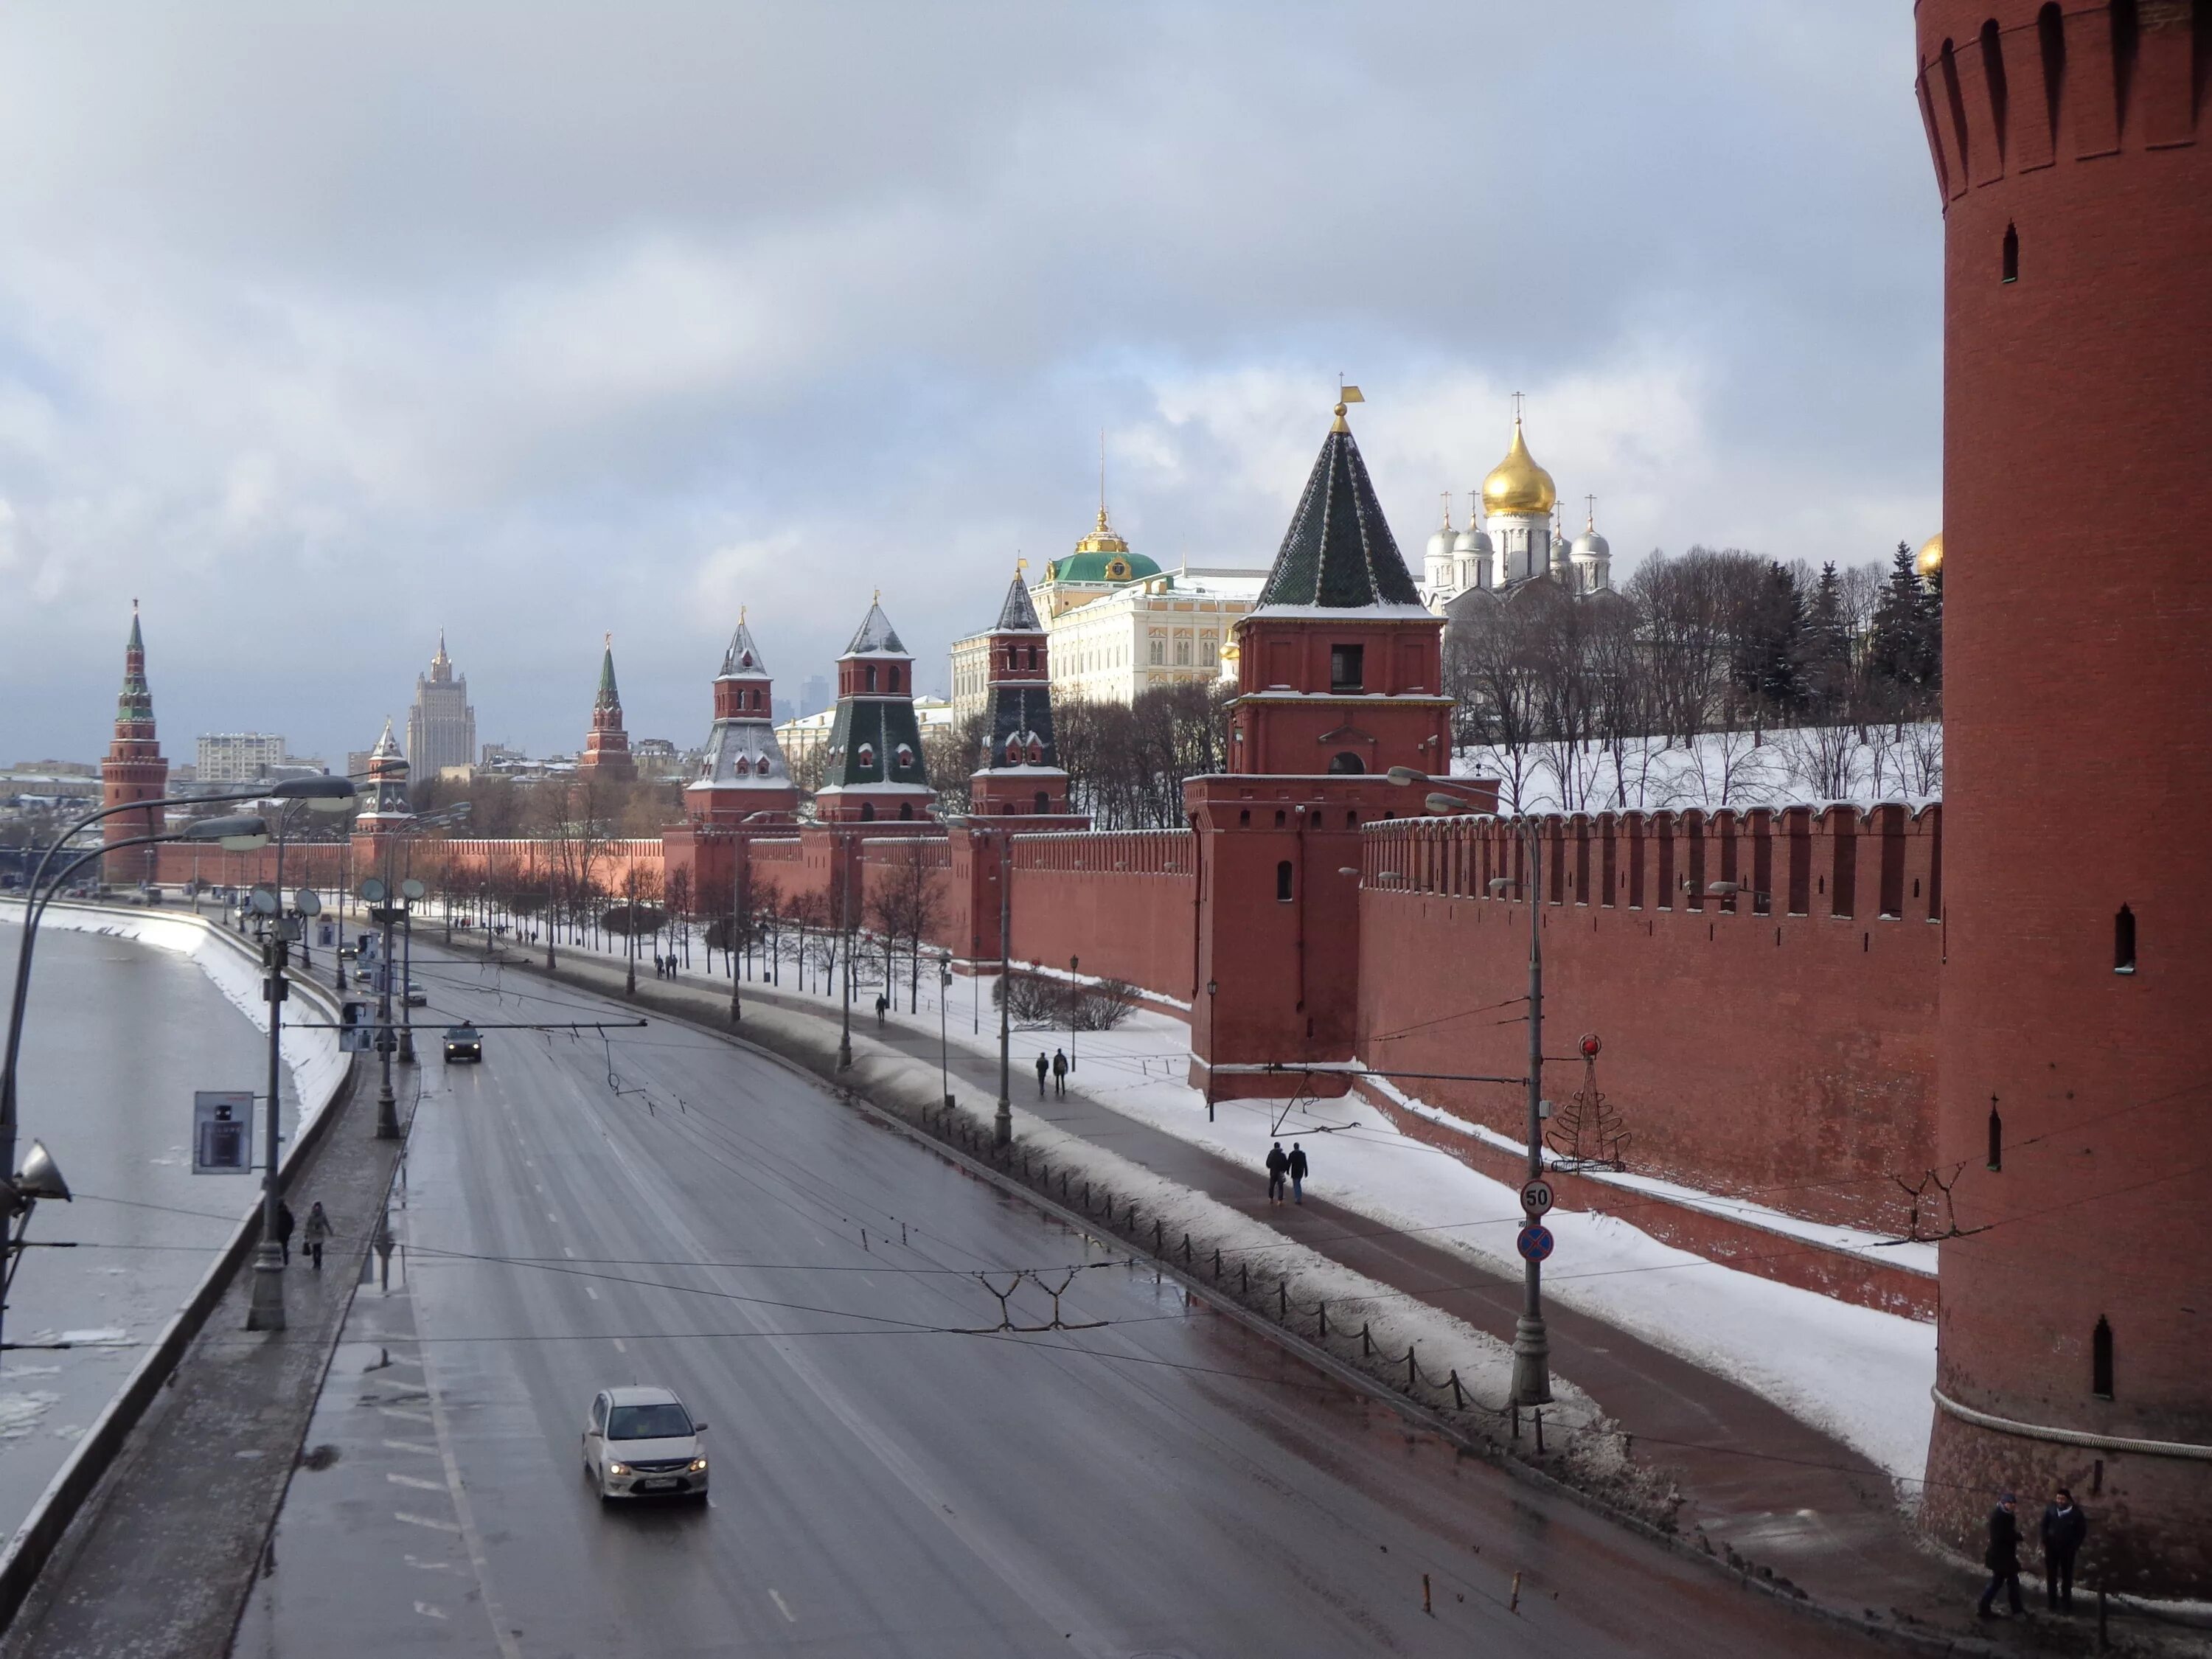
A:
<box><xmin>576</xmin><ymin>636</ymin><xmax>636</xmax><ymax>784</ymax></box>
<box><xmin>684</xmin><ymin>613</ymin><xmax>799</xmax><ymax>825</ymax></box>
<box><xmin>967</xmin><ymin>569</ymin><xmax>1071</xmax><ymax>818</ymax></box>
<box><xmin>813</xmin><ymin>599</ymin><xmax>934</xmax><ymax>823</ymax></box>
<box><xmin>100</xmin><ymin>603</ymin><xmax>169</xmax><ymax>884</ymax></box>
<box><xmin>1227</xmin><ymin>394</ymin><xmax>1451</xmax><ymax>778</ymax></box>
<box><xmin>1914</xmin><ymin>0</ymin><xmax>2212</xmax><ymax>1593</ymax></box>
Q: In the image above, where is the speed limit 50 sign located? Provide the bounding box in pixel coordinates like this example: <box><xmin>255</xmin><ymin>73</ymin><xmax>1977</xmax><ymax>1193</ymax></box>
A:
<box><xmin>1520</xmin><ymin>1178</ymin><xmax>1555</xmax><ymax>1217</ymax></box>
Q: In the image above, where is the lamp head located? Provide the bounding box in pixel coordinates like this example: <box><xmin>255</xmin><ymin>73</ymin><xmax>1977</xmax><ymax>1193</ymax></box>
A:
<box><xmin>14</xmin><ymin>1139</ymin><xmax>70</xmax><ymax>1203</ymax></box>
<box><xmin>274</xmin><ymin>776</ymin><xmax>359</xmax><ymax>813</ymax></box>
<box><xmin>1385</xmin><ymin>766</ymin><xmax>1426</xmax><ymax>787</ymax></box>
<box><xmin>187</xmin><ymin>814</ymin><xmax>271</xmax><ymax>850</ymax></box>
<box><xmin>1425</xmin><ymin>793</ymin><xmax>1461</xmax><ymax>815</ymax></box>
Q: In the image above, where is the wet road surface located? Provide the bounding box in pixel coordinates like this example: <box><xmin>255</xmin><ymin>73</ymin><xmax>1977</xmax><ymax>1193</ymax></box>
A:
<box><xmin>235</xmin><ymin>948</ymin><xmax>1880</xmax><ymax>1658</ymax></box>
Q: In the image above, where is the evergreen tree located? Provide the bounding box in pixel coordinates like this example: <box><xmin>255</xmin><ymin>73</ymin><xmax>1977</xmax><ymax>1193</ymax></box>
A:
<box><xmin>1729</xmin><ymin>560</ymin><xmax>1808</xmax><ymax>723</ymax></box>
<box><xmin>1868</xmin><ymin>541</ymin><xmax>1939</xmax><ymax>713</ymax></box>
<box><xmin>1804</xmin><ymin>561</ymin><xmax>1852</xmax><ymax>720</ymax></box>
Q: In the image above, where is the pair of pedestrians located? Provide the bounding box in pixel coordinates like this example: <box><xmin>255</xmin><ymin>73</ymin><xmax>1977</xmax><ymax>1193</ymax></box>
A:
<box><xmin>1978</xmin><ymin>1489</ymin><xmax>2090</xmax><ymax>1618</ymax></box>
<box><xmin>1032</xmin><ymin>1050</ymin><xmax>1068</xmax><ymax>1096</ymax></box>
<box><xmin>271</xmin><ymin>1200</ymin><xmax>334</xmax><ymax>1270</ymax></box>
<box><xmin>1264</xmin><ymin>1141</ymin><xmax>1308</xmax><ymax>1206</ymax></box>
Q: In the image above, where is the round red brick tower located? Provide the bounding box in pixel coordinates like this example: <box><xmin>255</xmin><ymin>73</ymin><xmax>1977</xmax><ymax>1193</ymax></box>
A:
<box><xmin>100</xmin><ymin>602</ymin><xmax>169</xmax><ymax>885</ymax></box>
<box><xmin>1915</xmin><ymin>0</ymin><xmax>2211</xmax><ymax>1592</ymax></box>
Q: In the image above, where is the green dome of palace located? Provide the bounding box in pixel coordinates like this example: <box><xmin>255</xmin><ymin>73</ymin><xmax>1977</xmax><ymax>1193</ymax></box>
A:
<box><xmin>1047</xmin><ymin>549</ymin><xmax>1161</xmax><ymax>585</ymax></box>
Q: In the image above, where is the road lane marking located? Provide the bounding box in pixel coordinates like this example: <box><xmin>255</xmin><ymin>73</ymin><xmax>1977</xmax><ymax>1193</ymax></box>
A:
<box><xmin>386</xmin><ymin>1354</ymin><xmax>423</xmax><ymax>1368</ymax></box>
<box><xmin>389</xmin><ymin>1472</ymin><xmax>448</xmax><ymax>1492</ymax></box>
<box><xmin>420</xmin><ymin>1335</ymin><xmax>526</xmax><ymax>1659</ymax></box>
<box><xmin>395</xmin><ymin>1512</ymin><xmax>463</xmax><ymax>1534</ymax></box>
<box><xmin>612</xmin><ymin>1338</ymin><xmax>627</xmax><ymax>1353</ymax></box>
<box><xmin>562</xmin><ymin>1247</ymin><xmax>574</xmax><ymax>1259</ymax></box>
<box><xmin>769</xmin><ymin>1590</ymin><xmax>796</xmax><ymax>1623</ymax></box>
<box><xmin>414</xmin><ymin>1601</ymin><xmax>450</xmax><ymax>1621</ymax></box>
<box><xmin>403</xmin><ymin>1554</ymin><xmax>452</xmax><ymax>1571</ymax></box>
<box><xmin>384</xmin><ymin>1439</ymin><xmax>440</xmax><ymax>1455</ymax></box>
<box><xmin>585</xmin><ymin>1286</ymin><xmax>598</xmax><ymax>1300</ymax></box>
<box><xmin>380</xmin><ymin>1407</ymin><xmax>435</xmax><ymax>1425</ymax></box>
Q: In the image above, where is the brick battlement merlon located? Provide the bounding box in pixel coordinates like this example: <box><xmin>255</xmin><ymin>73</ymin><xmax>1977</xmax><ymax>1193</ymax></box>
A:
<box><xmin>1363</xmin><ymin>801</ymin><xmax>1943</xmax><ymax>925</ymax></box>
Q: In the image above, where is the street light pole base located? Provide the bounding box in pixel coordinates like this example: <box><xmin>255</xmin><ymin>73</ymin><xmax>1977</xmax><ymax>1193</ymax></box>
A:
<box><xmin>397</xmin><ymin>1027</ymin><xmax>415</xmax><ymax>1063</ymax></box>
<box><xmin>374</xmin><ymin>1083</ymin><xmax>401</xmax><ymax>1140</ymax></box>
<box><xmin>992</xmin><ymin>1101</ymin><xmax>1012</xmax><ymax>1148</ymax></box>
<box><xmin>245</xmin><ymin>1242</ymin><xmax>287</xmax><ymax>1331</ymax></box>
<box><xmin>1509</xmin><ymin>1314</ymin><xmax>1553</xmax><ymax>1408</ymax></box>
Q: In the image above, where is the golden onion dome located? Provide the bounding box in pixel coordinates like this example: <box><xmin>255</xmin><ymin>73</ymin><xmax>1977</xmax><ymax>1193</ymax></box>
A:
<box><xmin>1481</xmin><ymin>419</ymin><xmax>1557</xmax><ymax>518</ymax></box>
<box><xmin>1915</xmin><ymin>532</ymin><xmax>1943</xmax><ymax>581</ymax></box>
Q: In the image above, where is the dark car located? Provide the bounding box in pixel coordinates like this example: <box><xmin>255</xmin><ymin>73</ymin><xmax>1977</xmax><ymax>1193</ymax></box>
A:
<box><xmin>442</xmin><ymin>1024</ymin><xmax>482</xmax><ymax>1063</ymax></box>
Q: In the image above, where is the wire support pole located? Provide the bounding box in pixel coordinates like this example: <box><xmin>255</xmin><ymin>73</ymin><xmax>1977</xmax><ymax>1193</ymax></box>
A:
<box><xmin>1510</xmin><ymin>818</ymin><xmax>1552</xmax><ymax>1408</ymax></box>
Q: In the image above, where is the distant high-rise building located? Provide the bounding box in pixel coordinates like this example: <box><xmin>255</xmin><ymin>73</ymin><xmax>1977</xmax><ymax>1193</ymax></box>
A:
<box><xmin>800</xmin><ymin>675</ymin><xmax>830</xmax><ymax>718</ymax></box>
<box><xmin>195</xmin><ymin>731</ymin><xmax>288</xmax><ymax>785</ymax></box>
<box><xmin>405</xmin><ymin>633</ymin><xmax>476</xmax><ymax>778</ymax></box>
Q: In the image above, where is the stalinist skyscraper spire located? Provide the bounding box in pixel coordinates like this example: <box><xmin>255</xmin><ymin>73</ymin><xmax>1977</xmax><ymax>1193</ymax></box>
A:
<box><xmin>406</xmin><ymin>631</ymin><xmax>476</xmax><ymax>778</ymax></box>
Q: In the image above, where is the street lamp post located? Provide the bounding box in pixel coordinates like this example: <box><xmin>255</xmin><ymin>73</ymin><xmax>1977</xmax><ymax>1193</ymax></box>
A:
<box><xmin>836</xmin><ymin>829</ymin><xmax>855</xmax><ymax>1071</ymax></box>
<box><xmin>1405</xmin><ymin>771</ymin><xmax>1552</xmax><ymax>1408</ymax></box>
<box><xmin>364</xmin><ymin>877</ymin><xmax>402</xmax><ymax>1140</ymax></box>
<box><xmin>1068</xmin><ymin>954</ymin><xmax>1079</xmax><ymax>1074</ymax></box>
<box><xmin>1205</xmin><ymin>978</ymin><xmax>1218</xmax><ymax>1122</ymax></box>
<box><xmin>994</xmin><ymin>830</ymin><xmax>1012</xmax><ymax>1149</ymax></box>
<box><xmin>937</xmin><ymin>952</ymin><xmax>953</xmax><ymax>1110</ymax></box>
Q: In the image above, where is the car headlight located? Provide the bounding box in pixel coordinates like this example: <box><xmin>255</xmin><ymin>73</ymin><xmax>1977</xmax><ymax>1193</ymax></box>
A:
<box><xmin>607</xmin><ymin>1462</ymin><xmax>631</xmax><ymax>1477</ymax></box>
<box><xmin>687</xmin><ymin>1458</ymin><xmax>708</xmax><ymax>1473</ymax></box>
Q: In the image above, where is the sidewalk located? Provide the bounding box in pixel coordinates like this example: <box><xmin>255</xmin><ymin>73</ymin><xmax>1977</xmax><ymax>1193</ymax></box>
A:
<box><xmin>428</xmin><ymin>931</ymin><xmax>2037</xmax><ymax>1649</ymax></box>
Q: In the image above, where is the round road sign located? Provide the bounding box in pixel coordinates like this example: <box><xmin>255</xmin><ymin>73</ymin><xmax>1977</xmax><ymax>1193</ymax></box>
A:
<box><xmin>1520</xmin><ymin>1179</ymin><xmax>1555</xmax><ymax>1217</ymax></box>
<box><xmin>401</xmin><ymin>878</ymin><xmax>427</xmax><ymax>901</ymax></box>
<box><xmin>361</xmin><ymin>877</ymin><xmax>389</xmax><ymax>902</ymax></box>
<box><xmin>1515</xmin><ymin>1224</ymin><xmax>1555</xmax><ymax>1263</ymax></box>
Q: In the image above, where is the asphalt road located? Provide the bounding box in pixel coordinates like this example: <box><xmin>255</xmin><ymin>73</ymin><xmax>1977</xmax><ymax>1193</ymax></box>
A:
<box><xmin>234</xmin><ymin>947</ymin><xmax>1880</xmax><ymax>1658</ymax></box>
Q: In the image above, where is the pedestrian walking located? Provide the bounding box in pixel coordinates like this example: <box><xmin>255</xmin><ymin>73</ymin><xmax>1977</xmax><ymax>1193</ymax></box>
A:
<box><xmin>2040</xmin><ymin>1487</ymin><xmax>2088</xmax><ymax>1613</ymax></box>
<box><xmin>1287</xmin><ymin>1142</ymin><xmax>1308</xmax><ymax>1204</ymax></box>
<box><xmin>1051</xmin><ymin>1048</ymin><xmax>1068</xmax><ymax>1097</ymax></box>
<box><xmin>302</xmin><ymin>1201</ymin><xmax>332</xmax><ymax>1271</ymax></box>
<box><xmin>1265</xmin><ymin>1141</ymin><xmax>1289</xmax><ymax>1206</ymax></box>
<box><xmin>1978</xmin><ymin>1492</ymin><xmax>2026</xmax><ymax>1618</ymax></box>
<box><xmin>274</xmin><ymin>1199</ymin><xmax>296</xmax><ymax>1265</ymax></box>
<box><xmin>1034</xmin><ymin>1051</ymin><xmax>1049</xmax><ymax>1096</ymax></box>
<box><xmin>875</xmin><ymin>992</ymin><xmax>889</xmax><ymax>1029</ymax></box>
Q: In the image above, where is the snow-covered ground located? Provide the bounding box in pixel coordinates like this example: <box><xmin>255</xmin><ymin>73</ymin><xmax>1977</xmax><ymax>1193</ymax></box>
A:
<box><xmin>508</xmin><ymin>919</ymin><xmax>1939</xmax><ymax>1486</ymax></box>
<box><xmin>1453</xmin><ymin>723</ymin><xmax>1942</xmax><ymax>816</ymax></box>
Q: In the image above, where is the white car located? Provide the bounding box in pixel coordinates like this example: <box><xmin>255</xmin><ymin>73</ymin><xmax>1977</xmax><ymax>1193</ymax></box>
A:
<box><xmin>582</xmin><ymin>1385</ymin><xmax>709</xmax><ymax>1502</ymax></box>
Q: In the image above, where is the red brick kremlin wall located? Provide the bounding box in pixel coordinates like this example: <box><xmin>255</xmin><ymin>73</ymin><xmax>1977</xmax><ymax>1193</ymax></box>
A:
<box><xmin>1354</xmin><ymin>804</ymin><xmax>1942</xmax><ymax>1237</ymax></box>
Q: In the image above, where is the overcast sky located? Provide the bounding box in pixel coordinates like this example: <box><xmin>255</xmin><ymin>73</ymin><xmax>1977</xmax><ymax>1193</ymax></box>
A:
<box><xmin>0</xmin><ymin>2</ymin><xmax>1938</xmax><ymax>768</ymax></box>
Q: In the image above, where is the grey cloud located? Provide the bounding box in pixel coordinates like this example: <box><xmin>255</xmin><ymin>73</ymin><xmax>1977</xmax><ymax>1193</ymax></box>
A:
<box><xmin>0</xmin><ymin>1</ymin><xmax>1938</xmax><ymax>765</ymax></box>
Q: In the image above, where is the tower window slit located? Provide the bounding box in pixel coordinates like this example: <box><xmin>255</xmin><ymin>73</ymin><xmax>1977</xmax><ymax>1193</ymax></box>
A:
<box><xmin>2002</xmin><ymin>222</ymin><xmax>2019</xmax><ymax>282</ymax></box>
<box><xmin>2115</xmin><ymin>904</ymin><xmax>2135</xmax><ymax>973</ymax></box>
<box><xmin>2092</xmin><ymin>1317</ymin><xmax>2114</xmax><ymax>1399</ymax></box>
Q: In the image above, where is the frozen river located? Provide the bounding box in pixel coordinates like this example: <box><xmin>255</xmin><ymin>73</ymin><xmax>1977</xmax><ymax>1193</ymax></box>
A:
<box><xmin>0</xmin><ymin>917</ymin><xmax>303</xmax><ymax>1542</ymax></box>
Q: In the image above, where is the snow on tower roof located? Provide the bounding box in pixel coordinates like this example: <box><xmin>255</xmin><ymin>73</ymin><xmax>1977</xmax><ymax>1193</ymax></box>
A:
<box><xmin>719</xmin><ymin>613</ymin><xmax>771</xmax><ymax>678</ymax></box>
<box><xmin>992</xmin><ymin>570</ymin><xmax>1043</xmax><ymax>633</ymax></box>
<box><xmin>842</xmin><ymin>598</ymin><xmax>908</xmax><ymax>658</ymax></box>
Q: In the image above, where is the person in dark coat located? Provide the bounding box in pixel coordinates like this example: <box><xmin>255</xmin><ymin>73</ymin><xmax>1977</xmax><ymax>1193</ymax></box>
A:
<box><xmin>1265</xmin><ymin>1142</ymin><xmax>1289</xmax><ymax>1206</ymax></box>
<box><xmin>1978</xmin><ymin>1492</ymin><xmax>2025</xmax><ymax>1618</ymax></box>
<box><xmin>302</xmin><ymin>1201</ymin><xmax>332</xmax><ymax>1270</ymax></box>
<box><xmin>1051</xmin><ymin>1048</ymin><xmax>1068</xmax><ymax>1097</ymax></box>
<box><xmin>274</xmin><ymin>1199</ymin><xmax>296</xmax><ymax>1265</ymax></box>
<box><xmin>875</xmin><ymin>993</ymin><xmax>888</xmax><ymax>1028</ymax></box>
<box><xmin>1034</xmin><ymin>1051</ymin><xmax>1049</xmax><ymax>1096</ymax></box>
<box><xmin>2040</xmin><ymin>1488</ymin><xmax>2089</xmax><ymax>1612</ymax></box>
<box><xmin>1287</xmin><ymin>1142</ymin><xmax>1309</xmax><ymax>1204</ymax></box>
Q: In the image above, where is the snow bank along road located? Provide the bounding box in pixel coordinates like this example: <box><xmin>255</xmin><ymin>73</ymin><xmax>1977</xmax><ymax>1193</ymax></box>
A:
<box><xmin>235</xmin><ymin>947</ymin><xmax>1883</xmax><ymax>1658</ymax></box>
